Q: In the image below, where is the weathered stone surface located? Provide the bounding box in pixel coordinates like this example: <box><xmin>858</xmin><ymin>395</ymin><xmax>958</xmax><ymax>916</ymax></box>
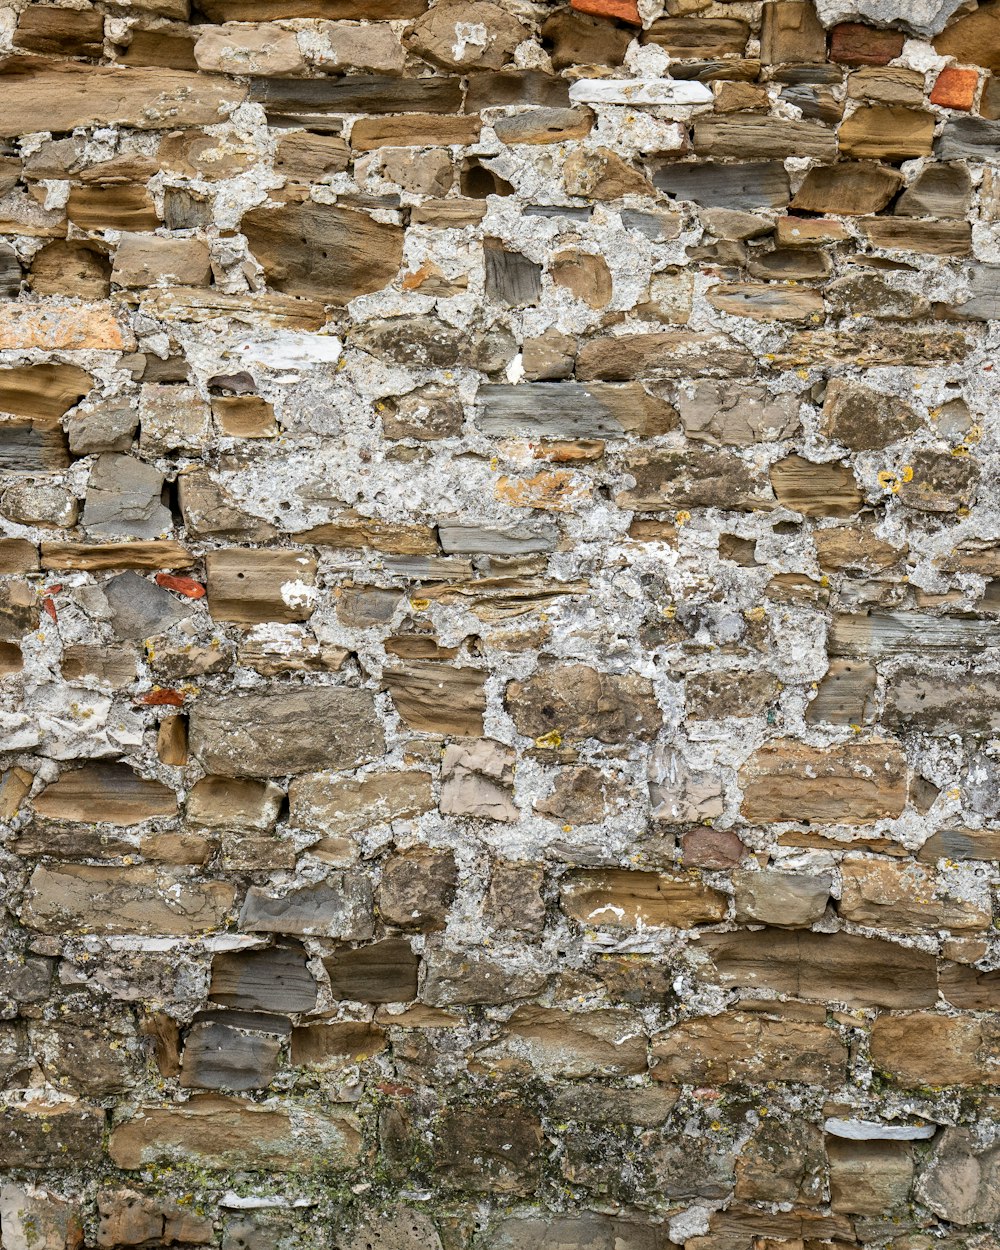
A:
<box><xmin>210</xmin><ymin>943</ymin><xmax>318</xmax><ymax>1013</ymax></box>
<box><xmin>740</xmin><ymin>740</ymin><xmax>907</xmax><ymax>823</ymax></box>
<box><xmin>807</xmin><ymin>659</ymin><xmax>878</xmax><ymax>726</ymax></box>
<box><xmin>507</xmin><ymin>664</ymin><xmax>659</xmax><ymax>743</ymax></box>
<box><xmin>205</xmin><ymin>549</ymin><xmax>318</xmax><ymax>623</ymax></box>
<box><xmin>21</xmin><ymin>865</ymin><xmax>234</xmax><ymax>935</ymax></box>
<box><xmin>935</xmin><ymin>0</ymin><xmax>1000</xmax><ymax>71</ymax></box>
<box><xmin>479</xmin><ymin>1007</ymin><xmax>647</xmax><ymax>1077</ymax></box>
<box><xmin>829</xmin><ymin>611</ymin><xmax>1000</xmax><ymax>656</ymax></box>
<box><xmin>677</xmin><ymin>381</ymin><xmax>798</xmax><ymax>447</ymax></box>
<box><xmin>440</xmin><ymin>739</ymin><xmax>517</xmax><ymax>821</ymax></box>
<box><xmin>821</xmin><ymin>379</ymin><xmax>921</xmax><ymax>450</ymax></box>
<box><xmin>483</xmin><ymin>1215</ymin><xmax>671</xmax><ymax>1250</ymax></box>
<box><xmin>694</xmin><ymin>115</ymin><xmax>837</xmax><ymax>160</ymax></box>
<box><xmin>840</xmin><ymin>858</ymin><xmax>992</xmax><ymax>934</ymax></box>
<box><xmin>420</xmin><ymin>948</ymin><xmax>547</xmax><ymax>1006</ymax></box>
<box><xmin>701</xmin><ymin>928</ymin><xmax>938</xmax><ymax>1008</ymax></box>
<box><xmin>653</xmin><ymin>1012</ymin><xmax>847</xmax><ymax>1085</ymax></box>
<box><xmin>324</xmin><ymin>939</ymin><xmax>419</xmax><ymax>1003</ymax></box>
<box><xmin>561</xmin><ymin>869</ymin><xmax>727</xmax><ymax>929</ymax></box>
<box><xmin>241</xmin><ymin>876</ymin><xmax>374</xmax><ymax>938</ymax></box>
<box><xmin>181</xmin><ymin>1020</ymin><xmax>282</xmax><ymax>1091</ymax></box>
<box><xmin>109</xmin><ymin>1094</ymin><xmax>361</xmax><ymax>1171</ymax></box>
<box><xmin>378</xmin><ymin>848</ymin><xmax>457</xmax><ymax>930</ymax></box>
<box><xmin>917</xmin><ymin>1128</ymin><xmax>1000</xmax><ymax>1225</ymax></box>
<box><xmin>106</xmin><ymin>570</ymin><xmax>195</xmax><ymax>640</ymax></box>
<box><xmin>433</xmin><ymin>1105</ymin><xmax>542</xmax><ymax>1193</ymax></box>
<box><xmin>871</xmin><ymin>1011</ymin><xmax>1000</xmax><ymax>1086</ymax></box>
<box><xmin>770</xmin><ymin>455</ymin><xmax>862</xmax><ymax>517</ymax></box>
<box><xmin>290</xmin><ymin>770</ymin><xmax>433</xmax><ymax>836</ymax></box>
<box><xmin>33</xmin><ymin>762</ymin><xmax>176</xmax><ymax>824</ymax></box>
<box><xmin>190</xmin><ymin>688</ymin><xmax>384</xmax><ymax>777</ymax></box>
<box><xmin>0</xmin><ymin>1102</ymin><xmax>104</xmax><ymax>1168</ymax></box>
<box><xmin>82</xmin><ymin>454</ymin><xmax>171</xmax><ymax>541</ymax></box>
<box><xmin>654</xmin><ymin>161</ymin><xmax>790</xmax><ymax>210</ymax></box>
<box><xmin>733</xmin><ymin>868</ymin><xmax>831</xmax><ymax>928</ymax></box>
<box><xmin>792</xmin><ymin>162</ymin><xmax>903</xmax><ymax>214</ymax></box>
<box><xmin>242</xmin><ymin>202</ymin><xmax>403</xmax><ymax>303</ymax></box>
<box><xmin>828</xmin><ymin>1139</ymin><xmax>913</xmax><ymax>1215</ymax></box>
<box><xmin>0</xmin><ymin>57</ymin><xmax>247</xmax><ymax>136</ymax></box>
<box><xmin>617</xmin><ymin>447</ymin><xmax>764</xmax><ymax>512</ymax></box>
<box><xmin>383</xmin><ymin>664</ymin><xmax>487</xmax><ymax>736</ymax></box>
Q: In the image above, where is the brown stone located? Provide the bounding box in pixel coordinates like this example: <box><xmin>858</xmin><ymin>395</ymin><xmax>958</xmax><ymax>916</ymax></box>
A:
<box><xmin>791</xmin><ymin>162</ymin><xmax>903</xmax><ymax>214</ymax></box>
<box><xmin>323</xmin><ymin>939</ymin><xmax>419</xmax><ymax>1003</ymax></box>
<box><xmin>863</xmin><ymin>218</ymin><xmax>972</xmax><ymax>255</ymax></box>
<box><xmin>350</xmin><ymin>114</ymin><xmax>481</xmax><ymax>149</ymax></box>
<box><xmin>109</xmin><ymin>1094</ymin><xmax>361</xmax><ymax>1171</ymax></box>
<box><xmin>0</xmin><ymin>56</ymin><xmax>247</xmax><ymax>137</ymax></box>
<box><xmin>205</xmin><ymin>549</ymin><xmax>318</xmax><ymax>623</ymax></box>
<box><xmin>242</xmin><ymin>201</ymin><xmax>403</xmax><ymax>303</ymax></box>
<box><xmin>838</xmin><ymin>107</ymin><xmax>935</xmax><ymax>159</ymax></box>
<box><xmin>433</xmin><ymin>1105</ymin><xmax>542</xmax><ymax>1193</ymax></box>
<box><xmin>644</xmin><ymin>17</ymin><xmax>749</xmax><ymax>56</ymax></box>
<box><xmin>383</xmin><ymin>664</ymin><xmax>487</xmax><ymax>735</ymax></box>
<box><xmin>701</xmin><ymin>928</ymin><xmax>937</xmax><ymax>1009</ymax></box>
<box><xmin>33</xmin><ymin>762</ymin><xmax>177</xmax><ymax>824</ymax></box>
<box><xmin>291</xmin><ymin>1022</ymin><xmax>387</xmax><ymax>1068</ymax></box>
<box><xmin>0</xmin><ymin>1102</ymin><xmax>104</xmax><ymax>1168</ymax></box>
<box><xmin>494</xmin><ymin>108</ymin><xmax>593</xmax><ymax>145</ymax></box>
<box><xmin>0</xmin><ymin>303</ymin><xmax>131</xmax><ymax>351</ymax></box>
<box><xmin>191</xmin><ymin>687</ymin><xmax>384</xmax><ymax>778</ymax></box>
<box><xmin>840</xmin><ymin>858</ymin><xmax>992</xmax><ymax>934</ymax></box>
<box><xmin>934</xmin><ymin>0</ymin><xmax>1000</xmax><ymax>72</ymax></box>
<box><xmin>708</xmin><ymin>284</ymin><xmax>824</xmax><ymax>322</ymax></box>
<box><xmin>807</xmin><ymin>659</ymin><xmax>878</xmax><ymax>726</ymax></box>
<box><xmin>616</xmin><ymin>448</ymin><xmax>764</xmax><ymax>512</ymax></box>
<box><xmin>870</xmin><ymin>1011</ymin><xmax>1000</xmax><ymax>1086</ymax></box>
<box><xmin>831</xmin><ymin>22</ymin><xmax>904</xmax><ymax>64</ymax></box>
<box><xmin>652</xmin><ymin>1012</ymin><xmax>847</xmax><ymax>1085</ymax></box>
<box><xmin>479</xmin><ymin>1007</ymin><xmax>648</xmax><ymax>1078</ymax></box>
<box><xmin>112</xmin><ymin>235</ymin><xmax>211</xmax><ymax>288</ymax></box>
<box><xmin>40</xmin><ymin>542</ymin><xmax>193</xmax><ymax>571</ymax></box>
<box><xmin>563</xmin><ymin>146</ymin><xmax>654</xmax><ymax>199</ymax></box>
<box><xmin>820</xmin><ymin>379</ymin><xmax>921</xmax><ymax>451</ymax></box>
<box><xmin>541</xmin><ymin>8</ymin><xmax>632</xmax><ymax>71</ymax></box>
<box><xmin>407</xmin><ymin>1</ymin><xmax>528</xmax><ymax>70</ymax></box>
<box><xmin>506</xmin><ymin>663</ymin><xmax>660</xmax><ymax>743</ymax></box>
<box><xmin>560</xmin><ymin>869</ymin><xmax>727</xmax><ymax>929</ymax></box>
<box><xmin>897</xmin><ymin>448</ymin><xmax>978</xmax><ymax>512</ymax></box>
<box><xmin>828</xmin><ymin>1139</ymin><xmax>913</xmax><ymax>1215</ymax></box>
<box><xmin>760</xmin><ymin>0</ymin><xmax>827</xmax><ymax>63</ymax></box>
<box><xmin>694</xmin><ymin>115</ymin><xmax>837</xmax><ymax>161</ymax></box>
<box><xmin>378</xmin><ymin>847</ymin><xmax>457</xmax><ymax>930</ymax></box>
<box><xmin>770</xmin><ymin>455</ymin><xmax>862</xmax><ymax>517</ymax></box>
<box><xmin>741</xmin><ymin>739</ymin><xmax>907</xmax><ymax>824</ymax></box>
<box><xmin>21</xmin><ymin>864</ymin><xmax>234</xmax><ymax>935</ymax></box>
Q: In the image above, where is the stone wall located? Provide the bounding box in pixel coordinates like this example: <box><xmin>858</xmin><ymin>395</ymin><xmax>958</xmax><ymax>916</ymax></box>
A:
<box><xmin>0</xmin><ymin>0</ymin><xmax>999</xmax><ymax>1246</ymax></box>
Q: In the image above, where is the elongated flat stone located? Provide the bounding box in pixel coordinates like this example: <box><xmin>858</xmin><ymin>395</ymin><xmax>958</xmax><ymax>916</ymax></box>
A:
<box><xmin>830</xmin><ymin>612</ymin><xmax>1000</xmax><ymax>656</ymax></box>
<box><xmin>653</xmin><ymin>161</ymin><xmax>790</xmax><ymax>210</ymax></box>
<box><xmin>568</xmin><ymin>77</ymin><xmax>712</xmax><ymax>105</ymax></box>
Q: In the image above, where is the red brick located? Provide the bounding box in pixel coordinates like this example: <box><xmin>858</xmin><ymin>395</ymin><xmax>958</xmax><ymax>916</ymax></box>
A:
<box><xmin>830</xmin><ymin>22</ymin><xmax>904</xmax><ymax>65</ymax></box>
<box><xmin>931</xmin><ymin>66</ymin><xmax>979</xmax><ymax>110</ymax></box>
<box><xmin>571</xmin><ymin>0</ymin><xmax>641</xmax><ymax>25</ymax></box>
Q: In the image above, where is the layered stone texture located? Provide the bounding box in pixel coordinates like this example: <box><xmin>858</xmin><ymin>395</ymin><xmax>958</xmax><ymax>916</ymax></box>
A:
<box><xmin>0</xmin><ymin>0</ymin><xmax>999</xmax><ymax>1247</ymax></box>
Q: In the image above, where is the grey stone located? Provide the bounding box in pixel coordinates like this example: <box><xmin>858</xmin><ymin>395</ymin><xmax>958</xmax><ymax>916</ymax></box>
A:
<box><xmin>332</xmin><ymin>1206</ymin><xmax>443</xmax><ymax>1250</ymax></box>
<box><xmin>189</xmin><ymin>687</ymin><xmax>385</xmax><ymax>777</ymax></box>
<box><xmin>484</xmin><ymin>240</ymin><xmax>542</xmax><ymax>306</ymax></box>
<box><xmin>946</xmin><ymin>265</ymin><xmax>1000</xmax><ymax>321</ymax></box>
<box><xmin>936</xmin><ymin>117</ymin><xmax>1000</xmax><ymax>161</ymax></box>
<box><xmin>210</xmin><ymin>944</ymin><xmax>318</xmax><ymax>1013</ymax></box>
<box><xmin>437</xmin><ymin>520</ymin><xmax>558</xmax><ymax>556</ymax></box>
<box><xmin>180</xmin><ymin>1020</ymin><xmax>281</xmax><ymax>1091</ymax></box>
<box><xmin>916</xmin><ymin>1128</ymin><xmax>1000</xmax><ymax>1224</ymax></box>
<box><xmin>323</xmin><ymin>939</ymin><xmax>419</xmax><ymax>1003</ymax></box>
<box><xmin>67</xmin><ymin>399</ymin><xmax>138</xmax><ymax>455</ymax></box>
<box><xmin>733</xmin><ymin>868</ymin><xmax>832</xmax><ymax>928</ymax></box>
<box><xmin>896</xmin><ymin>162</ymin><xmax>972</xmax><ymax>218</ymax></box>
<box><xmin>815</xmin><ymin>0</ymin><xmax>968</xmax><ymax>38</ymax></box>
<box><xmin>81</xmin><ymin>454</ymin><xmax>171</xmax><ymax>540</ymax></box>
<box><xmin>829</xmin><ymin>612</ymin><xmax>1000</xmax><ymax>656</ymax></box>
<box><xmin>241</xmin><ymin>876</ymin><xmax>374</xmax><ymax>939</ymax></box>
<box><xmin>439</xmin><ymin>739</ymin><xmax>518</xmax><ymax>821</ymax></box>
<box><xmin>104</xmin><ymin>571</ymin><xmax>194</xmax><ymax>641</ymax></box>
<box><xmin>653</xmin><ymin>161</ymin><xmax>790</xmax><ymax>210</ymax></box>
<box><xmin>677</xmin><ymin>381</ymin><xmax>799</xmax><ymax>447</ymax></box>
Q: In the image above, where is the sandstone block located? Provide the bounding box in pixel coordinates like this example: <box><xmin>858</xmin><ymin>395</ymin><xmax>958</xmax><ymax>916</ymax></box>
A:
<box><xmin>741</xmin><ymin>739</ymin><xmax>907</xmax><ymax>824</ymax></box>
<box><xmin>701</xmin><ymin>928</ymin><xmax>937</xmax><ymax>1008</ymax></box>
<box><xmin>112</xmin><ymin>235</ymin><xmax>211</xmax><ymax>288</ymax></box>
<box><xmin>190</xmin><ymin>687</ymin><xmax>384</xmax><ymax>777</ymax></box>
<box><xmin>507</xmin><ymin>663</ymin><xmax>659</xmax><ymax>743</ymax></box>
<box><xmin>323</xmin><ymin>939</ymin><xmax>419</xmax><ymax>1003</ymax></box>
<box><xmin>828</xmin><ymin>1139</ymin><xmax>913</xmax><ymax>1214</ymax></box>
<box><xmin>378</xmin><ymin>848</ymin><xmax>457</xmax><ymax>930</ymax></box>
<box><xmin>210</xmin><ymin>943</ymin><xmax>318</xmax><ymax>1013</ymax></box>
<box><xmin>194</xmin><ymin>25</ymin><xmax>306</xmax><ymax>75</ymax></box>
<box><xmin>839</xmin><ymin>857</ymin><xmax>992</xmax><ymax>933</ymax></box>
<box><xmin>653</xmin><ymin>1012</ymin><xmax>847</xmax><ymax>1086</ymax></box>
<box><xmin>560</xmin><ymin>869</ymin><xmax>727</xmax><ymax>929</ymax></box>
<box><xmin>109</xmin><ymin>1094</ymin><xmax>361</xmax><ymax>1171</ymax></box>
<box><xmin>870</xmin><ymin>1011</ymin><xmax>1000</xmax><ymax>1086</ymax></box>
<box><xmin>21</xmin><ymin>864</ymin><xmax>234</xmax><ymax>935</ymax></box>
<box><xmin>0</xmin><ymin>57</ymin><xmax>246</xmax><ymax>136</ymax></box>
<box><xmin>33</xmin><ymin>762</ymin><xmax>176</xmax><ymax>824</ymax></box>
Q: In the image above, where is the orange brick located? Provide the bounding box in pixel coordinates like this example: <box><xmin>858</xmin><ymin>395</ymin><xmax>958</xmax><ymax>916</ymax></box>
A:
<box><xmin>931</xmin><ymin>66</ymin><xmax>979</xmax><ymax>110</ymax></box>
<box><xmin>571</xmin><ymin>0</ymin><xmax>641</xmax><ymax>25</ymax></box>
